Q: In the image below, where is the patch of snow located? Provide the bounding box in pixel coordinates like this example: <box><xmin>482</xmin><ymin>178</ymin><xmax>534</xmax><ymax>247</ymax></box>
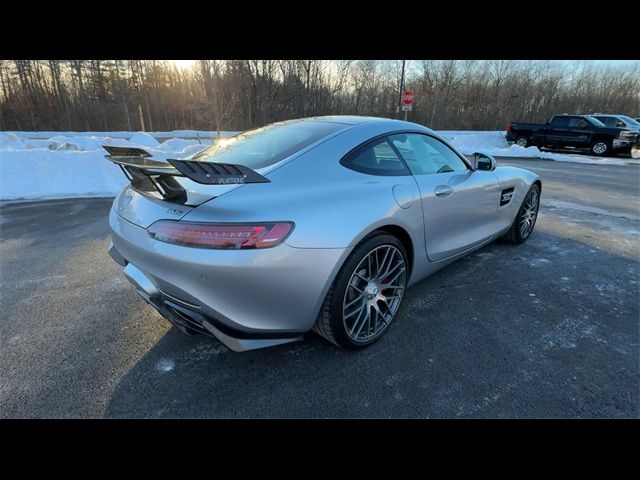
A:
<box><xmin>155</xmin><ymin>358</ymin><xmax>174</xmax><ymax>373</ymax></box>
<box><xmin>0</xmin><ymin>132</ymin><xmax>27</xmax><ymax>150</ymax></box>
<box><xmin>155</xmin><ymin>137</ymin><xmax>211</xmax><ymax>154</ymax></box>
<box><xmin>128</xmin><ymin>131</ymin><xmax>160</xmax><ymax>148</ymax></box>
<box><xmin>0</xmin><ymin>131</ymin><xmax>217</xmax><ymax>200</ymax></box>
<box><xmin>6</xmin><ymin>130</ymin><xmax>240</xmax><ymax>139</ymax></box>
<box><xmin>529</xmin><ymin>258</ymin><xmax>552</xmax><ymax>268</ymax></box>
<box><xmin>543</xmin><ymin>198</ymin><xmax>640</xmax><ymax>221</ymax></box>
<box><xmin>181</xmin><ymin>144</ymin><xmax>209</xmax><ymax>156</ymax></box>
<box><xmin>0</xmin><ymin>149</ymin><xmax>127</xmax><ymax>200</ymax></box>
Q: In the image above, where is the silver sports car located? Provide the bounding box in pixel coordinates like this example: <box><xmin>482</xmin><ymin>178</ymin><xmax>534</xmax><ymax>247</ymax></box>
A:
<box><xmin>105</xmin><ymin>116</ymin><xmax>541</xmax><ymax>351</ymax></box>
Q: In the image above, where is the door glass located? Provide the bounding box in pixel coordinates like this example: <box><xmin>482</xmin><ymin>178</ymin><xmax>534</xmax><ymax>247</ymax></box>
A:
<box><xmin>595</xmin><ymin>117</ymin><xmax>616</xmax><ymax>127</ymax></box>
<box><xmin>388</xmin><ymin>133</ymin><xmax>468</xmax><ymax>175</ymax></box>
<box><xmin>567</xmin><ymin>117</ymin><xmax>584</xmax><ymax>127</ymax></box>
<box><xmin>550</xmin><ymin>116</ymin><xmax>569</xmax><ymax>127</ymax></box>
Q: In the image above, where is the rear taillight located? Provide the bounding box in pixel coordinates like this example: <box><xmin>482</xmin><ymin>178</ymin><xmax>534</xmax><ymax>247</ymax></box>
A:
<box><xmin>505</xmin><ymin>123</ymin><xmax>512</xmax><ymax>132</ymax></box>
<box><xmin>147</xmin><ymin>221</ymin><xmax>294</xmax><ymax>249</ymax></box>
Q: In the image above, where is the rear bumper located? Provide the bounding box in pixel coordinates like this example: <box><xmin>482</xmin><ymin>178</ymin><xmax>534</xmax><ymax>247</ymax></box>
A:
<box><xmin>120</xmin><ymin>262</ymin><xmax>303</xmax><ymax>351</ymax></box>
<box><xmin>108</xmin><ymin>206</ymin><xmax>349</xmax><ymax>350</ymax></box>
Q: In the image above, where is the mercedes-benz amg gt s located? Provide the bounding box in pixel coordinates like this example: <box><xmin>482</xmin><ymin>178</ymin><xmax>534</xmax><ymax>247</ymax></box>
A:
<box><xmin>105</xmin><ymin>116</ymin><xmax>541</xmax><ymax>351</ymax></box>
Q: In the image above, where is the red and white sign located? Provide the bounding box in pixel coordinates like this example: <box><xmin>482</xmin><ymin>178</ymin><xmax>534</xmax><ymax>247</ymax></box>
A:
<box><xmin>401</xmin><ymin>90</ymin><xmax>415</xmax><ymax>106</ymax></box>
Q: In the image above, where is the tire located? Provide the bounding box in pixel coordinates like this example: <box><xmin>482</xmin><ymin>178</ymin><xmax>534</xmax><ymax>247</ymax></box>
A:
<box><xmin>590</xmin><ymin>139</ymin><xmax>611</xmax><ymax>157</ymax></box>
<box><xmin>515</xmin><ymin>136</ymin><xmax>530</xmax><ymax>148</ymax></box>
<box><xmin>313</xmin><ymin>233</ymin><xmax>409</xmax><ymax>349</ymax></box>
<box><xmin>502</xmin><ymin>184</ymin><xmax>540</xmax><ymax>244</ymax></box>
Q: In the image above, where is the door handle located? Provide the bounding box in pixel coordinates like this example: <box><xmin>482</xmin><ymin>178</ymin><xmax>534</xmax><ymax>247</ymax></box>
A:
<box><xmin>434</xmin><ymin>185</ymin><xmax>453</xmax><ymax>197</ymax></box>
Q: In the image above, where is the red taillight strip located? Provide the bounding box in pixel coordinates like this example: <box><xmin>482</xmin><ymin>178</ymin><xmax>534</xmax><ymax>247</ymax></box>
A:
<box><xmin>147</xmin><ymin>221</ymin><xmax>294</xmax><ymax>249</ymax></box>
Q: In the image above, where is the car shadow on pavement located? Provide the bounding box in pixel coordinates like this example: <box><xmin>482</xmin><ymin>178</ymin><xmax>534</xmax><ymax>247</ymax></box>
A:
<box><xmin>104</xmin><ymin>229</ymin><xmax>639</xmax><ymax>419</ymax></box>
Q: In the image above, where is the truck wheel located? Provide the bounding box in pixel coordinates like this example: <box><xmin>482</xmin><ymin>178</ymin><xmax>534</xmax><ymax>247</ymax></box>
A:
<box><xmin>515</xmin><ymin>136</ymin><xmax>530</xmax><ymax>148</ymax></box>
<box><xmin>590</xmin><ymin>140</ymin><xmax>610</xmax><ymax>156</ymax></box>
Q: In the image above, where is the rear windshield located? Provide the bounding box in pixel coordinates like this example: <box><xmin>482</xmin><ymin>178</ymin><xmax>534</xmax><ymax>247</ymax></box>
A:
<box><xmin>190</xmin><ymin>120</ymin><xmax>347</xmax><ymax>170</ymax></box>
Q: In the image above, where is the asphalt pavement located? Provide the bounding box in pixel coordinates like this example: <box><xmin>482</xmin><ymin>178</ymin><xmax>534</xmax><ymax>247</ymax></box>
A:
<box><xmin>1</xmin><ymin>158</ymin><xmax>638</xmax><ymax>418</ymax></box>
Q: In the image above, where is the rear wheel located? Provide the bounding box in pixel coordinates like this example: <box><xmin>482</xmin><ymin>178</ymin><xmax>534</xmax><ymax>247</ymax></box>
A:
<box><xmin>590</xmin><ymin>140</ymin><xmax>611</xmax><ymax>156</ymax></box>
<box><xmin>313</xmin><ymin>233</ymin><xmax>408</xmax><ymax>349</ymax></box>
<box><xmin>502</xmin><ymin>184</ymin><xmax>540</xmax><ymax>244</ymax></box>
<box><xmin>516</xmin><ymin>136</ymin><xmax>531</xmax><ymax>148</ymax></box>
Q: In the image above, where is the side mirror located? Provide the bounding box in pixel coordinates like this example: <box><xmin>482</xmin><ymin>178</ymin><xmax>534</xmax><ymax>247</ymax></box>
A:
<box><xmin>580</xmin><ymin>122</ymin><xmax>588</xmax><ymax>129</ymax></box>
<box><xmin>617</xmin><ymin>122</ymin><xmax>625</xmax><ymax>127</ymax></box>
<box><xmin>471</xmin><ymin>152</ymin><xmax>496</xmax><ymax>171</ymax></box>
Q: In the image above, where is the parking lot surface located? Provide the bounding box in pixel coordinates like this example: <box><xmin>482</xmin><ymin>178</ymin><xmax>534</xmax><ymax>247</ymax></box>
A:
<box><xmin>0</xmin><ymin>158</ymin><xmax>638</xmax><ymax>418</ymax></box>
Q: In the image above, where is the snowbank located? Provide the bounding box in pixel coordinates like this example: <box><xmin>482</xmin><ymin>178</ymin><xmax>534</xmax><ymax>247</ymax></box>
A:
<box><xmin>0</xmin><ymin>131</ymin><xmax>219</xmax><ymax>201</ymax></box>
<box><xmin>1</xmin><ymin>130</ymin><xmax>638</xmax><ymax>201</ymax></box>
<box><xmin>1</xmin><ymin>149</ymin><xmax>126</xmax><ymax>200</ymax></box>
<box><xmin>6</xmin><ymin>130</ymin><xmax>239</xmax><ymax>139</ymax></box>
<box><xmin>128</xmin><ymin>132</ymin><xmax>159</xmax><ymax>148</ymax></box>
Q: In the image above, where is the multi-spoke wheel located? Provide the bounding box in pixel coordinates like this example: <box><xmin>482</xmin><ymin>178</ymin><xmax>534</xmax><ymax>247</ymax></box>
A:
<box><xmin>313</xmin><ymin>233</ymin><xmax>408</xmax><ymax>349</ymax></box>
<box><xmin>590</xmin><ymin>140</ymin><xmax>610</xmax><ymax>157</ymax></box>
<box><xmin>502</xmin><ymin>184</ymin><xmax>540</xmax><ymax>244</ymax></box>
<box><xmin>519</xmin><ymin>187</ymin><xmax>539</xmax><ymax>240</ymax></box>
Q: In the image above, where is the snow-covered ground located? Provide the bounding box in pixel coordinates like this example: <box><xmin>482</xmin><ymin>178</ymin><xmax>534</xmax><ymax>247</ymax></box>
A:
<box><xmin>0</xmin><ymin>131</ymin><xmax>233</xmax><ymax>201</ymax></box>
<box><xmin>6</xmin><ymin>130</ymin><xmax>237</xmax><ymax>140</ymax></box>
<box><xmin>1</xmin><ymin>130</ymin><xmax>638</xmax><ymax>201</ymax></box>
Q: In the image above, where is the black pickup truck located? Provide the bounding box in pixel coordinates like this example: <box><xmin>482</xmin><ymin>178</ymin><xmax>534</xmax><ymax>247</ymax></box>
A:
<box><xmin>506</xmin><ymin>114</ymin><xmax>640</xmax><ymax>156</ymax></box>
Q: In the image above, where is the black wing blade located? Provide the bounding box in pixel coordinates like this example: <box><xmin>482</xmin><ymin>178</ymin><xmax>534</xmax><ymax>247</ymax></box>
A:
<box><xmin>167</xmin><ymin>159</ymin><xmax>270</xmax><ymax>185</ymax></box>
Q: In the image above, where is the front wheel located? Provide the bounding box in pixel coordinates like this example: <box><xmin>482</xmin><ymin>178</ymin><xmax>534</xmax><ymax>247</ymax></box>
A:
<box><xmin>502</xmin><ymin>184</ymin><xmax>540</xmax><ymax>244</ymax></box>
<box><xmin>313</xmin><ymin>233</ymin><xmax>408</xmax><ymax>349</ymax></box>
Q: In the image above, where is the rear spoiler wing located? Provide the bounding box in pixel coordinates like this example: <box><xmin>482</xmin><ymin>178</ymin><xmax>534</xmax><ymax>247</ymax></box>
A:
<box><xmin>103</xmin><ymin>146</ymin><xmax>269</xmax><ymax>203</ymax></box>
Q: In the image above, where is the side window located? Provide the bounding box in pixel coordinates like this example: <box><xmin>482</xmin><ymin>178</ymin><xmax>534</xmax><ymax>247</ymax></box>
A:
<box><xmin>596</xmin><ymin>117</ymin><xmax>620</xmax><ymax>127</ymax></box>
<box><xmin>567</xmin><ymin>117</ymin><xmax>585</xmax><ymax>127</ymax></box>
<box><xmin>596</xmin><ymin>117</ymin><xmax>613</xmax><ymax>127</ymax></box>
<box><xmin>388</xmin><ymin>133</ymin><xmax>468</xmax><ymax>175</ymax></box>
<box><xmin>341</xmin><ymin>138</ymin><xmax>409</xmax><ymax>176</ymax></box>
<box><xmin>551</xmin><ymin>116</ymin><xmax>569</xmax><ymax>127</ymax></box>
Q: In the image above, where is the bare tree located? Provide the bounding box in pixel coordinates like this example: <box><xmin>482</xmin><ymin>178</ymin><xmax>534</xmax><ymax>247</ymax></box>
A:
<box><xmin>1</xmin><ymin>60</ymin><xmax>638</xmax><ymax>132</ymax></box>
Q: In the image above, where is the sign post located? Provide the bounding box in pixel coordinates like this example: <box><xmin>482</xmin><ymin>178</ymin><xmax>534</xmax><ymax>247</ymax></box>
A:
<box><xmin>400</xmin><ymin>90</ymin><xmax>415</xmax><ymax>121</ymax></box>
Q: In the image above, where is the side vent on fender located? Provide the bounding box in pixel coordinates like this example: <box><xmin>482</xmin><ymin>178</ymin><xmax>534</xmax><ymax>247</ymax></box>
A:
<box><xmin>500</xmin><ymin>187</ymin><xmax>515</xmax><ymax>206</ymax></box>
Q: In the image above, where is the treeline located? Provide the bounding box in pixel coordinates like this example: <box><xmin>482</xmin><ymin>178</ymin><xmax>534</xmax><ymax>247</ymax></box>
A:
<box><xmin>0</xmin><ymin>60</ymin><xmax>638</xmax><ymax>132</ymax></box>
